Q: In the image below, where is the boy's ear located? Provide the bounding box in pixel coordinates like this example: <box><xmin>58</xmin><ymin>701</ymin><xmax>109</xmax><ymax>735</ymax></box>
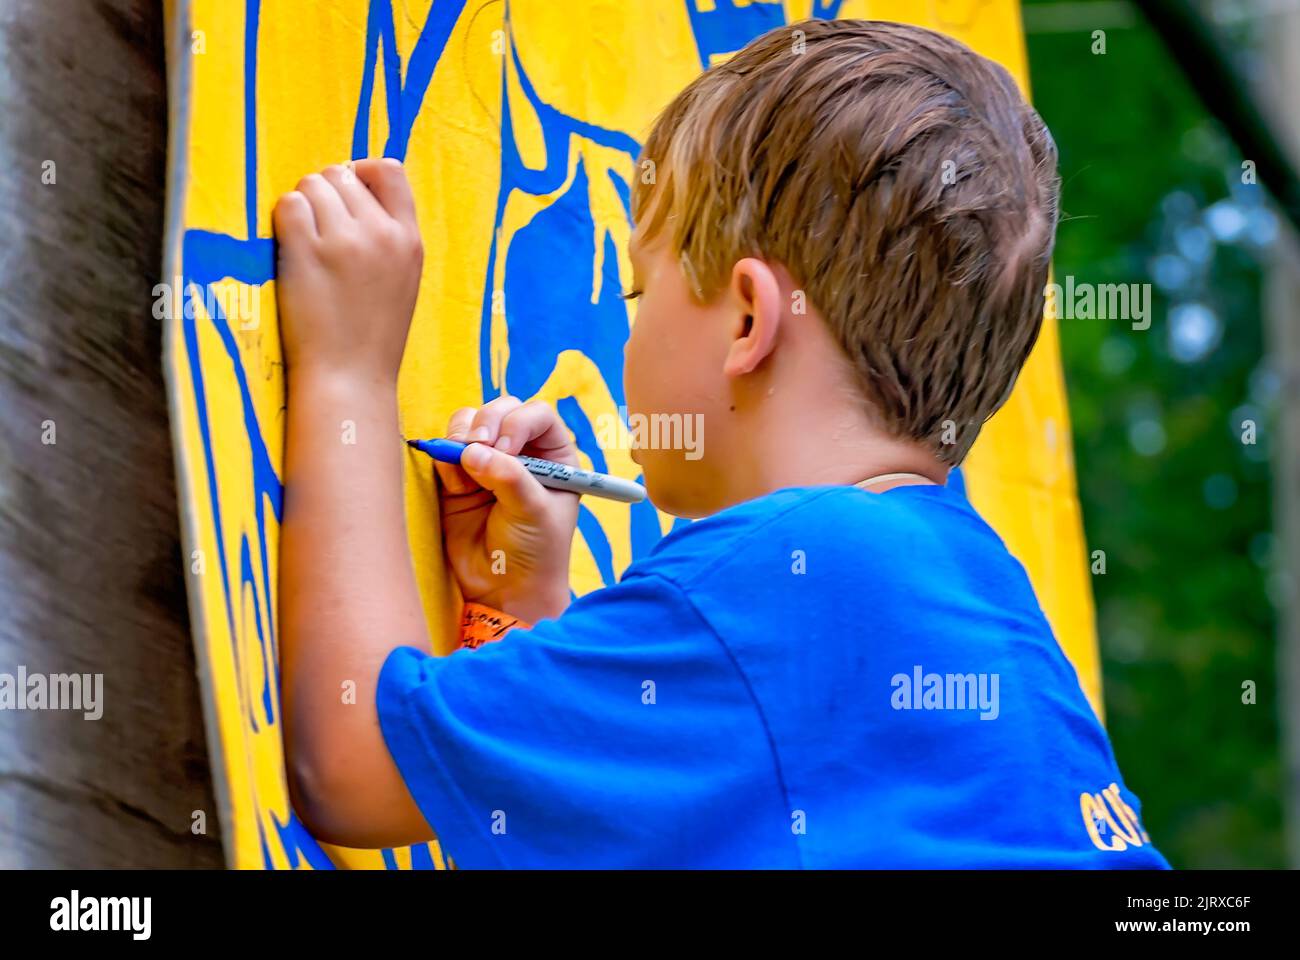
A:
<box><xmin>723</xmin><ymin>257</ymin><xmax>782</xmax><ymax>378</ymax></box>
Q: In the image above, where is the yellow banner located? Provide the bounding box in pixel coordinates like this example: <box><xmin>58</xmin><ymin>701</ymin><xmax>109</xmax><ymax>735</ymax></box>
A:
<box><xmin>162</xmin><ymin>0</ymin><xmax>1098</xmax><ymax>869</ymax></box>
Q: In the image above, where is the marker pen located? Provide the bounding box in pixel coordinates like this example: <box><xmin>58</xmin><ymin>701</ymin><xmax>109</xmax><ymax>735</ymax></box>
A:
<box><xmin>408</xmin><ymin>438</ymin><xmax>647</xmax><ymax>504</ymax></box>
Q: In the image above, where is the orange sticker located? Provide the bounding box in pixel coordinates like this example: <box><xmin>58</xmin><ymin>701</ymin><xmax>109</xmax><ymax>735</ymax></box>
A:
<box><xmin>460</xmin><ymin>602</ymin><xmax>530</xmax><ymax>650</ymax></box>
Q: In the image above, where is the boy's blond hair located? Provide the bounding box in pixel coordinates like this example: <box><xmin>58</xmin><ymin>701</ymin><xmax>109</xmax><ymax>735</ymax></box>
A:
<box><xmin>632</xmin><ymin>19</ymin><xmax>1061</xmax><ymax>464</ymax></box>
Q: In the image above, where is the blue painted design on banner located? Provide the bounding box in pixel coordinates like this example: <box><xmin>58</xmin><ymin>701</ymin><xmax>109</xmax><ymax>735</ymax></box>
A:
<box><xmin>683</xmin><ymin>0</ymin><xmax>784</xmax><ymax>68</ymax></box>
<box><xmin>351</xmin><ymin>0</ymin><xmax>468</xmax><ymax>159</ymax></box>
<box><xmin>244</xmin><ymin>0</ymin><xmax>261</xmax><ymax>239</ymax></box>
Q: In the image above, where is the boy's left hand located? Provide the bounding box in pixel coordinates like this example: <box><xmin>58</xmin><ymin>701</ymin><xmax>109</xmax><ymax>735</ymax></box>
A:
<box><xmin>273</xmin><ymin>158</ymin><xmax>423</xmax><ymax>383</ymax></box>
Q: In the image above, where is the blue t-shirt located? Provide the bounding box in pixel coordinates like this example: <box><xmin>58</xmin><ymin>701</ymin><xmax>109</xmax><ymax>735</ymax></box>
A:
<box><xmin>376</xmin><ymin>483</ymin><xmax>1169</xmax><ymax>868</ymax></box>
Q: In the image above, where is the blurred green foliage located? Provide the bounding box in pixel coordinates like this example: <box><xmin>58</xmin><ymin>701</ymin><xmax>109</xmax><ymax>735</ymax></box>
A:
<box><xmin>1023</xmin><ymin>0</ymin><xmax>1284</xmax><ymax>867</ymax></box>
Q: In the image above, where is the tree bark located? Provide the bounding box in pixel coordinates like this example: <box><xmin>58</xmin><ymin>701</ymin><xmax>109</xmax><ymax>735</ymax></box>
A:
<box><xmin>0</xmin><ymin>0</ymin><xmax>222</xmax><ymax>868</ymax></box>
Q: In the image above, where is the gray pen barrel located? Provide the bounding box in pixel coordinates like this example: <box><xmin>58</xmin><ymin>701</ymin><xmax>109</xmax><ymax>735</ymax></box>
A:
<box><xmin>517</xmin><ymin>455</ymin><xmax>647</xmax><ymax>504</ymax></box>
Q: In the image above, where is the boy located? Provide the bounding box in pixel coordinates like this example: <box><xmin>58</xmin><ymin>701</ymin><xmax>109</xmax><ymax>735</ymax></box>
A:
<box><xmin>274</xmin><ymin>20</ymin><xmax>1168</xmax><ymax>867</ymax></box>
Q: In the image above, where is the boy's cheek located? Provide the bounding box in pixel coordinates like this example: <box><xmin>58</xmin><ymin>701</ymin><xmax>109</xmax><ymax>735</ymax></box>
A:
<box><xmin>622</xmin><ymin>333</ymin><xmax>654</xmax><ymax>417</ymax></box>
<box><xmin>625</xmin><ymin>317</ymin><xmax>679</xmax><ymax>395</ymax></box>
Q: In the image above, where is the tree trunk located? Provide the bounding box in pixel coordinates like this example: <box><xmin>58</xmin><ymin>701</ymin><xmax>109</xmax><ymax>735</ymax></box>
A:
<box><xmin>0</xmin><ymin>0</ymin><xmax>222</xmax><ymax>868</ymax></box>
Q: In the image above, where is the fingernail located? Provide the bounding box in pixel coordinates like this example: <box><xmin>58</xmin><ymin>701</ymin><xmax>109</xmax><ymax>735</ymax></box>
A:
<box><xmin>495</xmin><ymin>435</ymin><xmax>513</xmax><ymax>453</ymax></box>
<box><xmin>469</xmin><ymin>426</ymin><xmax>491</xmax><ymax>442</ymax></box>
<box><xmin>461</xmin><ymin>443</ymin><xmax>491</xmax><ymax>470</ymax></box>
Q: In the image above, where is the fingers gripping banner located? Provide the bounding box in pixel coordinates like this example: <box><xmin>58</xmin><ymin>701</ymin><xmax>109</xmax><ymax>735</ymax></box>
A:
<box><xmin>161</xmin><ymin>0</ymin><xmax>1099</xmax><ymax>869</ymax></box>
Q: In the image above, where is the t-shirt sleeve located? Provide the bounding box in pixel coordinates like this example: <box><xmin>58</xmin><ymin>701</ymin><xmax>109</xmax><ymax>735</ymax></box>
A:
<box><xmin>375</xmin><ymin>573</ymin><xmax>793</xmax><ymax>868</ymax></box>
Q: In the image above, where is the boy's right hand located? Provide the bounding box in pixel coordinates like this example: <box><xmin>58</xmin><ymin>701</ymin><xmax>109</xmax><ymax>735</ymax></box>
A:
<box><xmin>273</xmin><ymin>158</ymin><xmax>422</xmax><ymax>385</ymax></box>
<box><xmin>433</xmin><ymin>397</ymin><xmax>580</xmax><ymax>624</ymax></box>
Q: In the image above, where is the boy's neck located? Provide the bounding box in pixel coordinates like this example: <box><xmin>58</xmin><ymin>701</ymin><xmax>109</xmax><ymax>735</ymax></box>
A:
<box><xmin>723</xmin><ymin>407</ymin><xmax>949</xmax><ymax>507</ymax></box>
<box><xmin>702</xmin><ymin>305</ymin><xmax>950</xmax><ymax>512</ymax></box>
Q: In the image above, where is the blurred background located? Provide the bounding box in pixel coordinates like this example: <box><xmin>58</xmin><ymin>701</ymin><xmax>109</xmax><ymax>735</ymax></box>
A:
<box><xmin>1022</xmin><ymin>0</ymin><xmax>1298</xmax><ymax>867</ymax></box>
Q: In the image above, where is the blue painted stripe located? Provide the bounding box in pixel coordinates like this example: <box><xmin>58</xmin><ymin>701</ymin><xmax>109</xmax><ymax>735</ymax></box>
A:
<box><xmin>350</xmin><ymin>0</ymin><xmax>470</xmax><ymax>161</ymax></box>
<box><xmin>243</xmin><ymin>0</ymin><xmax>261</xmax><ymax>239</ymax></box>
<box><xmin>577</xmin><ymin>504</ymin><xmax>616</xmax><ymax>587</ymax></box>
<box><xmin>351</xmin><ymin>0</ymin><xmax>383</xmax><ymax>159</ymax></box>
<box><xmin>390</xmin><ymin>0</ymin><xmax>467</xmax><ymax>158</ymax></box>
<box><xmin>556</xmin><ymin>396</ymin><xmax>607</xmax><ymax>475</ymax></box>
